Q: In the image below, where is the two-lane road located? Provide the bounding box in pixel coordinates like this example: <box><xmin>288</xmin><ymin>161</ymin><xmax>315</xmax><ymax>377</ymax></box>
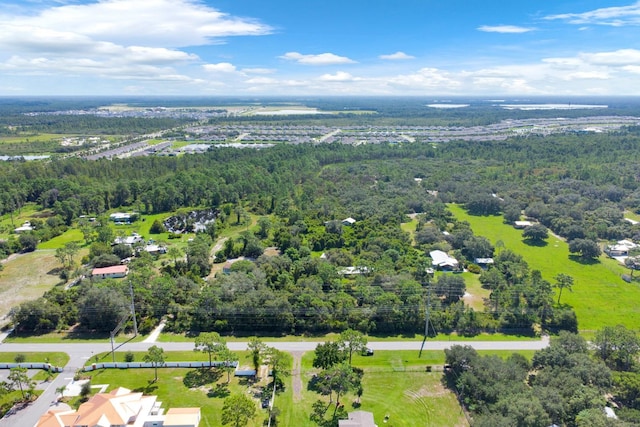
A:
<box><xmin>0</xmin><ymin>336</ymin><xmax>549</xmax><ymax>426</ymax></box>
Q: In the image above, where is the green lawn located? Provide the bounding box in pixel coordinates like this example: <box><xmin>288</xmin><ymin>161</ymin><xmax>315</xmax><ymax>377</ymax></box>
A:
<box><xmin>0</xmin><ymin>352</ymin><xmax>69</xmax><ymax>366</ymax></box>
<box><xmin>37</xmin><ymin>229</ymin><xmax>85</xmax><ymax>249</ymax></box>
<box><xmin>448</xmin><ymin>204</ymin><xmax>640</xmax><ymax>332</ymax></box>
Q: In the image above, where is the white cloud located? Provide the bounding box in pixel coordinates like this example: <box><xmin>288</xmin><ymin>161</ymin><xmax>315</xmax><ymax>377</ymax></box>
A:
<box><xmin>379</xmin><ymin>51</ymin><xmax>415</xmax><ymax>60</ymax></box>
<box><xmin>242</xmin><ymin>68</ymin><xmax>275</xmax><ymax>74</ymax></box>
<box><xmin>0</xmin><ymin>0</ymin><xmax>272</xmax><ymax>48</ymax></box>
<box><xmin>319</xmin><ymin>71</ymin><xmax>356</xmax><ymax>82</ymax></box>
<box><xmin>245</xmin><ymin>77</ymin><xmax>279</xmax><ymax>85</ymax></box>
<box><xmin>203</xmin><ymin>62</ymin><xmax>237</xmax><ymax>73</ymax></box>
<box><xmin>623</xmin><ymin>65</ymin><xmax>640</xmax><ymax>74</ymax></box>
<box><xmin>279</xmin><ymin>52</ymin><xmax>356</xmax><ymax>65</ymax></box>
<box><xmin>545</xmin><ymin>1</ymin><xmax>640</xmax><ymax>26</ymax></box>
<box><xmin>580</xmin><ymin>49</ymin><xmax>640</xmax><ymax>66</ymax></box>
<box><xmin>477</xmin><ymin>25</ymin><xmax>535</xmax><ymax>33</ymax></box>
<box><xmin>0</xmin><ymin>0</ymin><xmax>273</xmax><ymax>88</ymax></box>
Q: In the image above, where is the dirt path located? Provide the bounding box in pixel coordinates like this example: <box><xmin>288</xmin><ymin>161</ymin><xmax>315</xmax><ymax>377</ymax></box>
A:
<box><xmin>291</xmin><ymin>351</ymin><xmax>303</xmax><ymax>401</ymax></box>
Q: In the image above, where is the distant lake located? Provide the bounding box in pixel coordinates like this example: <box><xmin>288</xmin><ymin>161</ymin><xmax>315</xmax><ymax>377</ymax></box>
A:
<box><xmin>500</xmin><ymin>104</ymin><xmax>608</xmax><ymax>110</ymax></box>
<box><xmin>426</xmin><ymin>104</ymin><xmax>470</xmax><ymax>109</ymax></box>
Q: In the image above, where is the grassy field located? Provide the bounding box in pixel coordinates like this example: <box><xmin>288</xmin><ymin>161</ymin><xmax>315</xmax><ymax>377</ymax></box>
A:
<box><xmin>448</xmin><ymin>204</ymin><xmax>640</xmax><ymax>332</ymax></box>
<box><xmin>0</xmin><ymin>133</ymin><xmax>66</xmax><ymax>143</ymax></box>
<box><xmin>0</xmin><ymin>250</ymin><xmax>62</xmax><ymax>318</ymax></box>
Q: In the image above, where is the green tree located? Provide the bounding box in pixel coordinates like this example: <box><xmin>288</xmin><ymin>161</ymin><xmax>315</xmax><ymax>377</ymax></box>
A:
<box><xmin>8</xmin><ymin>367</ymin><xmax>34</xmax><ymax>400</ymax></box>
<box><xmin>315</xmin><ymin>363</ymin><xmax>361</xmax><ymax>409</ymax></box>
<box><xmin>265</xmin><ymin>347</ymin><xmax>290</xmax><ymax>391</ymax></box>
<box><xmin>218</xmin><ymin>346</ymin><xmax>238</xmax><ymax>384</ymax></box>
<box><xmin>522</xmin><ymin>224</ymin><xmax>549</xmax><ymax>242</ymax></box>
<box><xmin>18</xmin><ymin>233</ymin><xmax>37</xmax><ymax>252</ymax></box>
<box><xmin>55</xmin><ymin>241</ymin><xmax>80</xmax><ymax>270</ymax></box>
<box><xmin>553</xmin><ymin>273</ymin><xmax>574</xmax><ymax>305</ymax></box>
<box><xmin>143</xmin><ymin>345</ymin><xmax>165</xmax><ymax>382</ymax></box>
<box><xmin>247</xmin><ymin>337</ymin><xmax>265</xmax><ymax>377</ymax></box>
<box><xmin>78</xmin><ymin>287</ymin><xmax>128</xmax><ymax>332</ymax></box>
<box><xmin>313</xmin><ymin>341</ymin><xmax>346</xmax><ymax>370</ymax></box>
<box><xmin>194</xmin><ymin>332</ymin><xmax>226</xmax><ymax>368</ymax></box>
<box><xmin>568</xmin><ymin>238</ymin><xmax>601</xmax><ymax>260</ymax></box>
<box><xmin>221</xmin><ymin>393</ymin><xmax>256</xmax><ymax>427</ymax></box>
<box><xmin>594</xmin><ymin>325</ymin><xmax>640</xmax><ymax>371</ymax></box>
<box><xmin>167</xmin><ymin>246</ymin><xmax>182</xmax><ymax>265</ymax></box>
<box><xmin>257</xmin><ymin>217</ymin><xmax>272</xmax><ymax>239</ymax></box>
<box><xmin>624</xmin><ymin>256</ymin><xmax>640</xmax><ymax>277</ymax></box>
<box><xmin>339</xmin><ymin>329</ymin><xmax>368</xmax><ymax>365</ymax></box>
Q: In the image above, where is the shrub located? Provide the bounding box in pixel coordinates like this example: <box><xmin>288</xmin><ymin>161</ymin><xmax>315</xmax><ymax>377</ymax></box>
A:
<box><xmin>124</xmin><ymin>351</ymin><xmax>135</xmax><ymax>363</ymax></box>
<box><xmin>149</xmin><ymin>219</ymin><xmax>166</xmax><ymax>234</ymax></box>
<box><xmin>467</xmin><ymin>264</ymin><xmax>482</xmax><ymax>274</ymax></box>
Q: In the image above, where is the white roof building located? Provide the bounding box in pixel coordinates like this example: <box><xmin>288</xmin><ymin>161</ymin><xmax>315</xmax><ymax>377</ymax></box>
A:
<box><xmin>430</xmin><ymin>250</ymin><xmax>459</xmax><ymax>269</ymax></box>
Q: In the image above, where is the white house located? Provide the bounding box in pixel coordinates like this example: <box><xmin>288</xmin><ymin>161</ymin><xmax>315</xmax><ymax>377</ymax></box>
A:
<box><xmin>342</xmin><ymin>217</ymin><xmax>357</xmax><ymax>226</ymax></box>
<box><xmin>37</xmin><ymin>387</ymin><xmax>201</xmax><ymax>427</ymax></box>
<box><xmin>430</xmin><ymin>250</ymin><xmax>459</xmax><ymax>270</ymax></box>
<box><xmin>605</xmin><ymin>239</ymin><xmax>638</xmax><ymax>257</ymax></box>
<box><xmin>114</xmin><ymin>232</ymin><xmax>143</xmax><ymax>246</ymax></box>
<box><xmin>14</xmin><ymin>221</ymin><xmax>34</xmax><ymax>233</ymax></box>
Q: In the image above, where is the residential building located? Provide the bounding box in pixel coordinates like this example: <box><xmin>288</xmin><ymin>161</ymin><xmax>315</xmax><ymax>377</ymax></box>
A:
<box><xmin>429</xmin><ymin>250</ymin><xmax>459</xmax><ymax>271</ymax></box>
<box><xmin>91</xmin><ymin>265</ymin><xmax>129</xmax><ymax>279</ymax></box>
<box><xmin>36</xmin><ymin>387</ymin><xmax>201</xmax><ymax>427</ymax></box>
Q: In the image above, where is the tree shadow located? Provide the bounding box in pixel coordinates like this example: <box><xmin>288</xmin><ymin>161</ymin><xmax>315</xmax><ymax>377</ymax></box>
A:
<box><xmin>183</xmin><ymin>368</ymin><xmax>222</xmax><ymax>388</ymax></box>
<box><xmin>207</xmin><ymin>383</ymin><xmax>230</xmax><ymax>399</ymax></box>
<box><xmin>522</xmin><ymin>239</ymin><xmax>548</xmax><ymax>247</ymax></box>
<box><xmin>133</xmin><ymin>383</ymin><xmax>157</xmax><ymax>394</ymax></box>
<box><xmin>47</xmin><ymin>267</ymin><xmax>64</xmax><ymax>276</ymax></box>
<box><xmin>568</xmin><ymin>255</ymin><xmax>601</xmax><ymax>265</ymax></box>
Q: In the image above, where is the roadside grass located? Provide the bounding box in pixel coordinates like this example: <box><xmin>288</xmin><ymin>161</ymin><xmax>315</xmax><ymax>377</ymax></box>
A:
<box><xmin>0</xmin><ymin>352</ymin><xmax>69</xmax><ymax>366</ymax></box>
<box><xmin>0</xmin><ymin>250</ymin><xmax>61</xmax><ymax>317</ymax></box>
<box><xmin>448</xmin><ymin>204</ymin><xmax>640</xmax><ymax>332</ymax></box>
<box><xmin>5</xmin><ymin>331</ymin><xmax>143</xmax><ymax>344</ymax></box>
<box><xmin>158</xmin><ymin>331</ymin><xmax>538</xmax><ymax>343</ymax></box>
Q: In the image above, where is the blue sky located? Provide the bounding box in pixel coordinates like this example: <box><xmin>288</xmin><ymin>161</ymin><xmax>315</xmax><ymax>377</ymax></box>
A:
<box><xmin>1</xmin><ymin>0</ymin><xmax>639</xmax><ymax>96</ymax></box>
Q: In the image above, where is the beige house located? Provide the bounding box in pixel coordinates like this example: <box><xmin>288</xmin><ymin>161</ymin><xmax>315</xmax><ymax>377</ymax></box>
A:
<box><xmin>37</xmin><ymin>387</ymin><xmax>200</xmax><ymax>427</ymax></box>
<box><xmin>91</xmin><ymin>265</ymin><xmax>129</xmax><ymax>279</ymax></box>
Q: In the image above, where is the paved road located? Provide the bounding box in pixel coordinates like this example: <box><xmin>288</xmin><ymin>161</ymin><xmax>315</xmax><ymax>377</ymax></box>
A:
<box><xmin>0</xmin><ymin>337</ymin><xmax>549</xmax><ymax>426</ymax></box>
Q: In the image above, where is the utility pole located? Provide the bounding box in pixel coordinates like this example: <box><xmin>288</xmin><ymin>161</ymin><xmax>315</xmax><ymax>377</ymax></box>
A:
<box><xmin>129</xmin><ymin>281</ymin><xmax>138</xmax><ymax>336</ymax></box>
<box><xmin>424</xmin><ymin>285</ymin><xmax>431</xmax><ymax>339</ymax></box>
<box><xmin>419</xmin><ymin>271</ymin><xmax>435</xmax><ymax>358</ymax></box>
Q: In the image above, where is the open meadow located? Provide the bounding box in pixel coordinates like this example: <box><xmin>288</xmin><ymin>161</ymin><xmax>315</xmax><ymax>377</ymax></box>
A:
<box><xmin>448</xmin><ymin>204</ymin><xmax>640</xmax><ymax>332</ymax></box>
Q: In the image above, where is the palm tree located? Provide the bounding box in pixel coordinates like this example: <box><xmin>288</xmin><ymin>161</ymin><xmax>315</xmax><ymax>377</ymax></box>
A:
<box><xmin>554</xmin><ymin>274</ymin><xmax>574</xmax><ymax>305</ymax></box>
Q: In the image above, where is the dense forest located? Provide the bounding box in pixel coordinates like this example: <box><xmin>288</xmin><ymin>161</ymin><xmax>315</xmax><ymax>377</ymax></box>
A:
<box><xmin>5</xmin><ymin>127</ymin><xmax>640</xmax><ymax>337</ymax></box>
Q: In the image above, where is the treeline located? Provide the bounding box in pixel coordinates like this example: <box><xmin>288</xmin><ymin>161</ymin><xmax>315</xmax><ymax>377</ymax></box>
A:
<box><xmin>446</xmin><ymin>328</ymin><xmax>640</xmax><ymax>426</ymax></box>
<box><xmin>0</xmin><ymin>114</ymin><xmax>189</xmax><ymax>135</ymax></box>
